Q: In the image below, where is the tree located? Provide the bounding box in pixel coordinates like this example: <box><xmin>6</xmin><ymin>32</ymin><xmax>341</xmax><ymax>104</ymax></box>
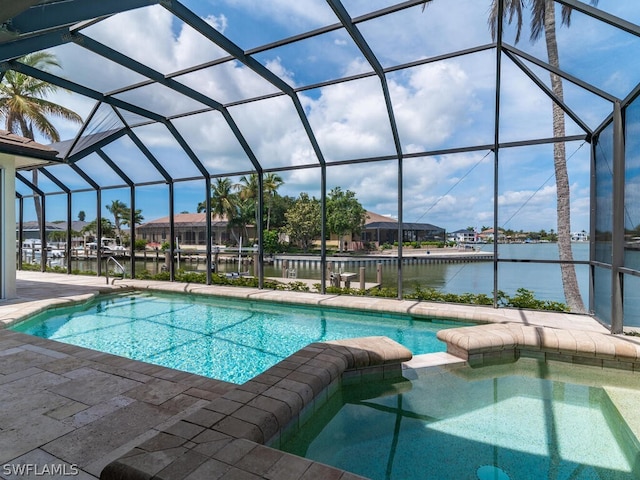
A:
<box><xmin>487</xmin><ymin>0</ymin><xmax>598</xmax><ymax>312</ymax></box>
<box><xmin>81</xmin><ymin>218</ymin><xmax>115</xmax><ymax>240</ymax></box>
<box><xmin>198</xmin><ymin>178</ymin><xmax>239</xmax><ymax>243</ymax></box>
<box><xmin>326</xmin><ymin>187</ymin><xmax>367</xmax><ymax>252</ymax></box>
<box><xmin>263</xmin><ymin>230</ymin><xmax>282</xmax><ymax>254</ymax></box>
<box><xmin>0</xmin><ymin>52</ymin><xmax>82</xmax><ymax>230</ymax></box>
<box><xmin>263</xmin><ymin>173</ymin><xmax>284</xmax><ymax>231</ymax></box>
<box><xmin>106</xmin><ymin>200</ymin><xmax>129</xmax><ymax>239</ymax></box>
<box><xmin>48</xmin><ymin>230</ymin><xmax>67</xmax><ymax>242</ymax></box>
<box><xmin>230</xmin><ymin>197</ymin><xmax>255</xmax><ymax>244</ymax></box>
<box><xmin>78</xmin><ymin>210</ymin><xmax>86</xmax><ymax>222</ymax></box>
<box><xmin>283</xmin><ymin>193</ymin><xmax>321</xmax><ymax>253</ymax></box>
<box><xmin>234</xmin><ymin>173</ymin><xmax>285</xmax><ymax>233</ymax></box>
<box><xmin>121</xmin><ymin>209</ymin><xmax>144</xmax><ymax>228</ymax></box>
<box><xmin>235</xmin><ymin>174</ymin><xmax>259</xmax><ymax>241</ymax></box>
<box><xmin>267</xmin><ymin>195</ymin><xmax>296</xmax><ymax>231</ymax></box>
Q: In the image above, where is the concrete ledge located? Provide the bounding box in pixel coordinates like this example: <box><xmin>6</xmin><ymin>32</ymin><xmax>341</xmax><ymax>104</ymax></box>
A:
<box><xmin>437</xmin><ymin>323</ymin><xmax>640</xmax><ymax>369</ymax></box>
<box><xmin>101</xmin><ymin>337</ymin><xmax>411</xmax><ymax>480</ymax></box>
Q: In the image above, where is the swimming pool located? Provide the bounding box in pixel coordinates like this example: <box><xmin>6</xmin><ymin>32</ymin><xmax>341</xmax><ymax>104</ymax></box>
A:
<box><xmin>11</xmin><ymin>291</ymin><xmax>467</xmax><ymax>384</ymax></box>
<box><xmin>280</xmin><ymin>358</ymin><xmax>640</xmax><ymax>480</ymax></box>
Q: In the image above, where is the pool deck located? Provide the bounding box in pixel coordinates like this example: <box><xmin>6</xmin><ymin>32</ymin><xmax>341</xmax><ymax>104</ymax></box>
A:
<box><xmin>0</xmin><ymin>270</ymin><xmax>637</xmax><ymax>479</ymax></box>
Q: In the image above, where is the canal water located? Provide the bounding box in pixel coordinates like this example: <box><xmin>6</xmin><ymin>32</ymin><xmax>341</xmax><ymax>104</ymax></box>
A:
<box><xmin>39</xmin><ymin>243</ymin><xmax>594</xmax><ymax>304</ymax></box>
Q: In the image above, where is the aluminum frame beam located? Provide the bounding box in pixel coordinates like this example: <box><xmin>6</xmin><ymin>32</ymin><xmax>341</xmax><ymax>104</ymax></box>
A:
<box><xmin>327</xmin><ymin>0</ymin><xmax>407</xmax><ymax>298</ymax></box>
<box><xmin>5</xmin><ymin>0</ymin><xmax>159</xmax><ymax>38</ymax></box>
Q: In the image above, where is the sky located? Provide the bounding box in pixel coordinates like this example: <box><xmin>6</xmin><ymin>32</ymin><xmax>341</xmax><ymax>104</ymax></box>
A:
<box><xmin>12</xmin><ymin>0</ymin><xmax>640</xmax><ymax>234</ymax></box>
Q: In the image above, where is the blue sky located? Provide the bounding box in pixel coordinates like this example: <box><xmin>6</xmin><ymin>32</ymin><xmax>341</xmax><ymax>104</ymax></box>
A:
<box><xmin>13</xmin><ymin>0</ymin><xmax>640</xmax><ymax>233</ymax></box>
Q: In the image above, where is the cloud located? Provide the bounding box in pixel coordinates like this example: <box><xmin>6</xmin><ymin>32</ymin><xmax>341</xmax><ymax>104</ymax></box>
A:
<box><xmin>220</xmin><ymin>0</ymin><xmax>337</xmax><ymax>29</ymax></box>
<box><xmin>389</xmin><ymin>61</ymin><xmax>484</xmax><ymax>150</ymax></box>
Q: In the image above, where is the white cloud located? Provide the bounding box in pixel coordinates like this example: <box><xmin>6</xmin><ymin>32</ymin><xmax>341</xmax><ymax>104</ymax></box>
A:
<box><xmin>220</xmin><ymin>0</ymin><xmax>337</xmax><ymax>29</ymax></box>
<box><xmin>389</xmin><ymin>61</ymin><xmax>481</xmax><ymax>149</ymax></box>
<box><xmin>304</xmin><ymin>76</ymin><xmax>396</xmax><ymax>160</ymax></box>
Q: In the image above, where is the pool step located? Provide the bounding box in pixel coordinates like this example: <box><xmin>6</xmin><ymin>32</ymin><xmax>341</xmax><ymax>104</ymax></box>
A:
<box><xmin>603</xmin><ymin>386</ymin><xmax>640</xmax><ymax>467</ymax></box>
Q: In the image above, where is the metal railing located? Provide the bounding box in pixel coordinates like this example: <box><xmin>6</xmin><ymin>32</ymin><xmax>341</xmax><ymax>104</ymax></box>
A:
<box><xmin>105</xmin><ymin>256</ymin><xmax>126</xmax><ymax>285</ymax></box>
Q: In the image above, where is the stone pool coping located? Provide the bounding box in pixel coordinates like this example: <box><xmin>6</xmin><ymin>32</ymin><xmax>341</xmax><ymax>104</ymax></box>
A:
<box><xmin>100</xmin><ymin>336</ymin><xmax>412</xmax><ymax>480</ymax></box>
<box><xmin>3</xmin><ymin>271</ymin><xmax>609</xmax><ymax>334</ymax></box>
<box><xmin>437</xmin><ymin>322</ymin><xmax>640</xmax><ymax>370</ymax></box>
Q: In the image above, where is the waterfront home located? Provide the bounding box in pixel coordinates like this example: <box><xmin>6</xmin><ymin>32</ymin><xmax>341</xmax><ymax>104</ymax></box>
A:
<box><xmin>359</xmin><ymin>211</ymin><xmax>445</xmax><ymax>247</ymax></box>
<box><xmin>477</xmin><ymin>228</ymin><xmax>507</xmax><ymax>243</ymax></box>
<box><xmin>571</xmin><ymin>231</ymin><xmax>589</xmax><ymax>242</ymax></box>
<box><xmin>137</xmin><ymin>213</ymin><xmax>254</xmax><ymax>247</ymax></box>
<box><xmin>449</xmin><ymin>228</ymin><xmax>479</xmax><ymax>244</ymax></box>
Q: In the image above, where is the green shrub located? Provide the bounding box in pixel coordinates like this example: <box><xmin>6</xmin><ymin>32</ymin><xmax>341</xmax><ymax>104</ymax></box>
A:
<box><xmin>134</xmin><ymin>239</ymin><xmax>148</xmax><ymax>251</ymax></box>
<box><xmin>176</xmin><ymin>271</ymin><xmax>207</xmax><ymax>284</ymax></box>
<box><xmin>20</xmin><ymin>263</ymin><xmax>40</xmax><ymax>271</ymax></box>
<box><xmin>404</xmin><ymin>286</ymin><xmax>568</xmax><ymax>312</ymax></box>
<box><xmin>135</xmin><ymin>270</ymin><xmax>153</xmax><ymax>280</ymax></box>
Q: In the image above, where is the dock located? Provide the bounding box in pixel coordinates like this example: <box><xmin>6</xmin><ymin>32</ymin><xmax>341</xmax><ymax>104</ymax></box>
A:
<box><xmin>266</xmin><ymin>275</ymin><xmax>381</xmax><ymax>291</ymax></box>
<box><xmin>272</xmin><ymin>248</ymin><xmax>493</xmax><ymax>271</ymax></box>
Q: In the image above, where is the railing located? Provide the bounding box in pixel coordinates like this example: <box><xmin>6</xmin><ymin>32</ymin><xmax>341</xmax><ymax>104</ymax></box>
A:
<box><xmin>105</xmin><ymin>256</ymin><xmax>126</xmax><ymax>285</ymax></box>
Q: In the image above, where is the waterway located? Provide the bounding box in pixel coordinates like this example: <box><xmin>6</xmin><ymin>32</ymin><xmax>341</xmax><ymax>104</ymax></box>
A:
<box><xmin>261</xmin><ymin>243</ymin><xmax>592</xmax><ymax>304</ymax></box>
<box><xmin>34</xmin><ymin>243</ymin><xmax>595</xmax><ymax>304</ymax></box>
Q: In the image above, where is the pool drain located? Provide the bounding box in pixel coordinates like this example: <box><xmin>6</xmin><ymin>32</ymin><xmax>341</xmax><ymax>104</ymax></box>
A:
<box><xmin>476</xmin><ymin>465</ymin><xmax>511</xmax><ymax>480</ymax></box>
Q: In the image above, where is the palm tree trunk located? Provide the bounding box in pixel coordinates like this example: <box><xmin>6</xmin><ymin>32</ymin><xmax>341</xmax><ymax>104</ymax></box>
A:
<box><xmin>266</xmin><ymin>203</ymin><xmax>271</xmax><ymax>231</ymax></box>
<box><xmin>545</xmin><ymin>0</ymin><xmax>584</xmax><ymax>312</ymax></box>
<box><xmin>32</xmin><ymin>169</ymin><xmax>43</xmax><ymax>231</ymax></box>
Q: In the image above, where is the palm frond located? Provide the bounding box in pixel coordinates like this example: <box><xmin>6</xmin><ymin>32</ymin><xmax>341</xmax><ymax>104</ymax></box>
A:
<box><xmin>0</xmin><ymin>51</ymin><xmax>82</xmax><ymax>141</ymax></box>
<box><xmin>489</xmin><ymin>0</ymin><xmax>525</xmax><ymax>43</ymax></box>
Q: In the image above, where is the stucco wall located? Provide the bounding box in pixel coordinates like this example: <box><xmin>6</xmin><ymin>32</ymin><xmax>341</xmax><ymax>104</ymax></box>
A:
<box><xmin>0</xmin><ymin>153</ymin><xmax>16</xmax><ymax>299</ymax></box>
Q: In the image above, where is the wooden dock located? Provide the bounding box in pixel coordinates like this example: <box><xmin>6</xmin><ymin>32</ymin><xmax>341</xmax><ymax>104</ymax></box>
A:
<box><xmin>266</xmin><ymin>276</ymin><xmax>381</xmax><ymax>291</ymax></box>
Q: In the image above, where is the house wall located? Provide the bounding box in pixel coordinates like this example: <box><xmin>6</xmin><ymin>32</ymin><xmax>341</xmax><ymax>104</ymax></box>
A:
<box><xmin>0</xmin><ymin>154</ymin><xmax>16</xmax><ymax>299</ymax></box>
<box><xmin>137</xmin><ymin>225</ymin><xmax>232</xmax><ymax>246</ymax></box>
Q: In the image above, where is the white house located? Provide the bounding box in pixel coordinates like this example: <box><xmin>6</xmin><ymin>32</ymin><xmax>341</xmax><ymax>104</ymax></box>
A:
<box><xmin>571</xmin><ymin>231</ymin><xmax>589</xmax><ymax>242</ymax></box>
<box><xmin>449</xmin><ymin>228</ymin><xmax>478</xmax><ymax>244</ymax></box>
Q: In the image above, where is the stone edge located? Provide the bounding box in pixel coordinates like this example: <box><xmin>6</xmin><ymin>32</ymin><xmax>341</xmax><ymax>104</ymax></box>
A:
<box><xmin>437</xmin><ymin>323</ymin><xmax>640</xmax><ymax>370</ymax></box>
<box><xmin>99</xmin><ymin>336</ymin><xmax>412</xmax><ymax>480</ymax></box>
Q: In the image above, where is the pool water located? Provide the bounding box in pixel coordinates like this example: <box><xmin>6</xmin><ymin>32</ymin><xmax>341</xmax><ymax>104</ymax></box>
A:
<box><xmin>11</xmin><ymin>291</ymin><xmax>465</xmax><ymax>384</ymax></box>
<box><xmin>280</xmin><ymin>359</ymin><xmax>640</xmax><ymax>480</ymax></box>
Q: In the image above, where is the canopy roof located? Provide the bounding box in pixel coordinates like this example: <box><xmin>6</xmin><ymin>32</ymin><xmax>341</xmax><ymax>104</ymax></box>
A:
<box><xmin>1</xmin><ymin>0</ymin><xmax>639</xmax><ymax>231</ymax></box>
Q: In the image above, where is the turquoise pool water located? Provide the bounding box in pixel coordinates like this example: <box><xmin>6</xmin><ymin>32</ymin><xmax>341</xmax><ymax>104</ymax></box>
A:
<box><xmin>11</xmin><ymin>291</ymin><xmax>465</xmax><ymax>384</ymax></box>
<box><xmin>280</xmin><ymin>359</ymin><xmax>640</xmax><ymax>480</ymax></box>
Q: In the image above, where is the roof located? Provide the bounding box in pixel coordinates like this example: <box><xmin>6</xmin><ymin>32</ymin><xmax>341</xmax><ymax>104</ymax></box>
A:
<box><xmin>365</xmin><ymin>211</ymin><xmax>397</xmax><ymax>224</ymax></box>
<box><xmin>138</xmin><ymin>213</ymin><xmax>228</xmax><ymax>228</ymax></box>
<box><xmin>19</xmin><ymin>220</ymin><xmax>65</xmax><ymax>232</ymax></box>
<box><xmin>0</xmin><ymin>130</ymin><xmax>59</xmax><ymax>166</ymax></box>
<box><xmin>1</xmin><ymin>1</ymin><xmax>637</xmax><ymax>237</ymax></box>
<box><xmin>364</xmin><ymin>212</ymin><xmax>443</xmax><ymax>231</ymax></box>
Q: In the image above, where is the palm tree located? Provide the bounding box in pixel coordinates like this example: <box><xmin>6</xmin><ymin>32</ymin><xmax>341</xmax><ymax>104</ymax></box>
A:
<box><xmin>487</xmin><ymin>0</ymin><xmax>598</xmax><ymax>312</ymax></box>
<box><xmin>236</xmin><ymin>173</ymin><xmax>259</xmax><ymax>202</ymax></box>
<box><xmin>234</xmin><ymin>173</ymin><xmax>285</xmax><ymax>235</ymax></box>
<box><xmin>121</xmin><ymin>208</ymin><xmax>144</xmax><ymax>228</ymax></box>
<box><xmin>263</xmin><ymin>173</ymin><xmax>284</xmax><ymax>231</ymax></box>
<box><xmin>0</xmin><ymin>52</ymin><xmax>82</xmax><ymax>229</ymax></box>
<box><xmin>105</xmin><ymin>200</ymin><xmax>129</xmax><ymax>239</ymax></box>
<box><xmin>236</xmin><ymin>174</ymin><xmax>259</xmax><ymax>241</ymax></box>
<box><xmin>198</xmin><ymin>178</ymin><xmax>239</xmax><ymax>243</ymax></box>
<box><xmin>421</xmin><ymin>0</ymin><xmax>594</xmax><ymax>311</ymax></box>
